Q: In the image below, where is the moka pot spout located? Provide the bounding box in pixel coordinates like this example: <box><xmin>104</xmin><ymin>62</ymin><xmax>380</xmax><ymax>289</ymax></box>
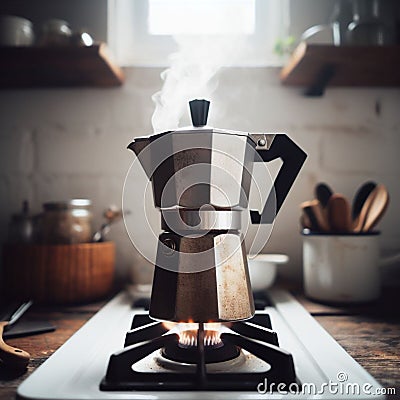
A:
<box><xmin>127</xmin><ymin>137</ymin><xmax>152</xmax><ymax>179</ymax></box>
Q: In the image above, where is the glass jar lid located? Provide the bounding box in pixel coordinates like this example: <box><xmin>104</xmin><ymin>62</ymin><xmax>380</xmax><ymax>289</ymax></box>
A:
<box><xmin>43</xmin><ymin>199</ymin><xmax>92</xmax><ymax>211</ymax></box>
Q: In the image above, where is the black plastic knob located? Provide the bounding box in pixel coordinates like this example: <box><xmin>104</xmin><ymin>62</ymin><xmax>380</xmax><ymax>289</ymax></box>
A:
<box><xmin>189</xmin><ymin>99</ymin><xmax>210</xmax><ymax>127</ymax></box>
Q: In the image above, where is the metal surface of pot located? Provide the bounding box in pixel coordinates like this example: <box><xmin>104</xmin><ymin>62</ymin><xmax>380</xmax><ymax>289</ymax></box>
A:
<box><xmin>161</xmin><ymin>208</ymin><xmax>242</xmax><ymax>233</ymax></box>
<box><xmin>129</xmin><ymin>128</ymin><xmax>256</xmax><ymax>209</ymax></box>
<box><xmin>150</xmin><ymin>231</ymin><xmax>254</xmax><ymax>322</ymax></box>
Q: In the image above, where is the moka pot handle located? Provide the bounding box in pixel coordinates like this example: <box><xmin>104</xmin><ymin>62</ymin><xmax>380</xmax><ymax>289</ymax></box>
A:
<box><xmin>250</xmin><ymin>134</ymin><xmax>307</xmax><ymax>224</ymax></box>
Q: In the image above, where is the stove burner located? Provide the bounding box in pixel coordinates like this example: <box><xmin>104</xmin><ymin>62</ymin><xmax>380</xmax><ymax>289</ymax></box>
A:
<box><xmin>163</xmin><ymin>333</ymin><xmax>239</xmax><ymax>364</ymax></box>
<box><xmin>100</xmin><ymin>312</ymin><xmax>298</xmax><ymax>391</ymax></box>
<box><xmin>179</xmin><ymin>329</ymin><xmax>222</xmax><ymax>347</ymax></box>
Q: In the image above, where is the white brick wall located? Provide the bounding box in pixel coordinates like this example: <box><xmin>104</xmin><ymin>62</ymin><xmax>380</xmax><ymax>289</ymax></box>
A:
<box><xmin>0</xmin><ymin>129</ymin><xmax>34</xmax><ymax>174</ymax></box>
<box><xmin>0</xmin><ymin>67</ymin><xmax>399</xmax><ymax>281</ymax></box>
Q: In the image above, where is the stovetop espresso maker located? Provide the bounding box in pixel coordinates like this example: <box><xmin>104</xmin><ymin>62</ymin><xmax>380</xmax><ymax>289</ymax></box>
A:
<box><xmin>128</xmin><ymin>100</ymin><xmax>306</xmax><ymax>323</ymax></box>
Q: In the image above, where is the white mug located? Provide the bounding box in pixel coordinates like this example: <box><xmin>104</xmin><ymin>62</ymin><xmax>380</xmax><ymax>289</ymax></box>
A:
<box><xmin>302</xmin><ymin>232</ymin><xmax>400</xmax><ymax>303</ymax></box>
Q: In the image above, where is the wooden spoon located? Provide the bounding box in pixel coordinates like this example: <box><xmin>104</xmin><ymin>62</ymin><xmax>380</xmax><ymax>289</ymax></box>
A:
<box><xmin>315</xmin><ymin>182</ymin><xmax>334</xmax><ymax>208</ymax></box>
<box><xmin>353</xmin><ymin>184</ymin><xmax>388</xmax><ymax>233</ymax></box>
<box><xmin>327</xmin><ymin>194</ymin><xmax>352</xmax><ymax>233</ymax></box>
<box><xmin>361</xmin><ymin>184</ymin><xmax>389</xmax><ymax>232</ymax></box>
<box><xmin>0</xmin><ymin>322</ymin><xmax>30</xmax><ymax>369</ymax></box>
<box><xmin>300</xmin><ymin>212</ymin><xmax>313</xmax><ymax>230</ymax></box>
<box><xmin>0</xmin><ymin>301</ymin><xmax>31</xmax><ymax>370</ymax></box>
<box><xmin>352</xmin><ymin>181</ymin><xmax>376</xmax><ymax>227</ymax></box>
<box><xmin>301</xmin><ymin>200</ymin><xmax>330</xmax><ymax>232</ymax></box>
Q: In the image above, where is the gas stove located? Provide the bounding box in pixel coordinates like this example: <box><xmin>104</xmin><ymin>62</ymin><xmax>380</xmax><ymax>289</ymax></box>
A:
<box><xmin>17</xmin><ymin>289</ymin><xmax>384</xmax><ymax>399</ymax></box>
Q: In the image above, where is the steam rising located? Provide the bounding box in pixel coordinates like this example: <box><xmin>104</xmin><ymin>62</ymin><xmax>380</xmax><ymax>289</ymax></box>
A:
<box><xmin>151</xmin><ymin>35</ymin><xmax>245</xmax><ymax>132</ymax></box>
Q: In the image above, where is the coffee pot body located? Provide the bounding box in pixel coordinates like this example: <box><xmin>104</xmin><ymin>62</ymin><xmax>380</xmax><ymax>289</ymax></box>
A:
<box><xmin>128</xmin><ymin>100</ymin><xmax>307</xmax><ymax>322</ymax></box>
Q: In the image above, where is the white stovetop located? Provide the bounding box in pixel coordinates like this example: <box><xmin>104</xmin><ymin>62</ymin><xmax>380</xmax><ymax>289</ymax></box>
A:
<box><xmin>17</xmin><ymin>290</ymin><xmax>384</xmax><ymax>400</ymax></box>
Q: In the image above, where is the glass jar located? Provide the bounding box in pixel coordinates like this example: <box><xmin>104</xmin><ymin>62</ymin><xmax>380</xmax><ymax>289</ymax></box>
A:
<box><xmin>347</xmin><ymin>0</ymin><xmax>394</xmax><ymax>45</ymax></box>
<box><xmin>40</xmin><ymin>199</ymin><xmax>92</xmax><ymax>244</ymax></box>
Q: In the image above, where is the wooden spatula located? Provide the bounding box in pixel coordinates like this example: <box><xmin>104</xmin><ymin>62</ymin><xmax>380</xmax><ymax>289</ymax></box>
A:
<box><xmin>353</xmin><ymin>184</ymin><xmax>388</xmax><ymax>233</ymax></box>
<box><xmin>352</xmin><ymin>181</ymin><xmax>376</xmax><ymax>229</ymax></box>
<box><xmin>361</xmin><ymin>184</ymin><xmax>389</xmax><ymax>232</ymax></box>
<box><xmin>327</xmin><ymin>194</ymin><xmax>352</xmax><ymax>233</ymax></box>
<box><xmin>315</xmin><ymin>182</ymin><xmax>334</xmax><ymax>208</ymax></box>
<box><xmin>0</xmin><ymin>301</ymin><xmax>32</xmax><ymax>370</ymax></box>
<box><xmin>301</xmin><ymin>199</ymin><xmax>330</xmax><ymax>232</ymax></box>
<box><xmin>300</xmin><ymin>212</ymin><xmax>313</xmax><ymax>230</ymax></box>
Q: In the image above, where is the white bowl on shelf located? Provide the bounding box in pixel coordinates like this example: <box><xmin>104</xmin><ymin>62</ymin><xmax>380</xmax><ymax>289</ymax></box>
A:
<box><xmin>247</xmin><ymin>254</ymin><xmax>289</xmax><ymax>291</ymax></box>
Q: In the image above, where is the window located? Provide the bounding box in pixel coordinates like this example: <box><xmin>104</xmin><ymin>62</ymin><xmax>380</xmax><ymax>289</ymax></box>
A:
<box><xmin>148</xmin><ymin>0</ymin><xmax>255</xmax><ymax>35</ymax></box>
<box><xmin>108</xmin><ymin>0</ymin><xmax>289</xmax><ymax>66</ymax></box>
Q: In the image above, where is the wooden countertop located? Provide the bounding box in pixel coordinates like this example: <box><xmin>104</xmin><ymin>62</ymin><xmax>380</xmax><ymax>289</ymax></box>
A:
<box><xmin>296</xmin><ymin>290</ymin><xmax>400</xmax><ymax>393</ymax></box>
<box><xmin>0</xmin><ymin>287</ymin><xmax>399</xmax><ymax>399</ymax></box>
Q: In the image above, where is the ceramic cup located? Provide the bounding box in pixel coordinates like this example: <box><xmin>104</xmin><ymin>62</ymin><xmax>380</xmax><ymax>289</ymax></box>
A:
<box><xmin>302</xmin><ymin>231</ymin><xmax>382</xmax><ymax>303</ymax></box>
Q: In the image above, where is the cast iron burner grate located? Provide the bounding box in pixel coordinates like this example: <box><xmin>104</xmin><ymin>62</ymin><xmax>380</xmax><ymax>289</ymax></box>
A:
<box><xmin>100</xmin><ymin>310</ymin><xmax>298</xmax><ymax>391</ymax></box>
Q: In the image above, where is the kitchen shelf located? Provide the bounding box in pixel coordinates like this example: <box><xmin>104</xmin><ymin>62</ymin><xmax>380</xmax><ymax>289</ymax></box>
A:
<box><xmin>0</xmin><ymin>42</ymin><xmax>124</xmax><ymax>88</ymax></box>
<box><xmin>280</xmin><ymin>43</ymin><xmax>400</xmax><ymax>96</ymax></box>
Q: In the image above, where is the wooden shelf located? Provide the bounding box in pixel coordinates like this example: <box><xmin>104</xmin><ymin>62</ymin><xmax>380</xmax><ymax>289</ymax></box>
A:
<box><xmin>280</xmin><ymin>43</ymin><xmax>400</xmax><ymax>96</ymax></box>
<box><xmin>0</xmin><ymin>43</ymin><xmax>124</xmax><ymax>88</ymax></box>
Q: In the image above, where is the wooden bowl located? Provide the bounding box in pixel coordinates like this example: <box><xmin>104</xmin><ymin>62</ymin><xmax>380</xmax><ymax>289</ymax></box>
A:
<box><xmin>2</xmin><ymin>242</ymin><xmax>115</xmax><ymax>304</ymax></box>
